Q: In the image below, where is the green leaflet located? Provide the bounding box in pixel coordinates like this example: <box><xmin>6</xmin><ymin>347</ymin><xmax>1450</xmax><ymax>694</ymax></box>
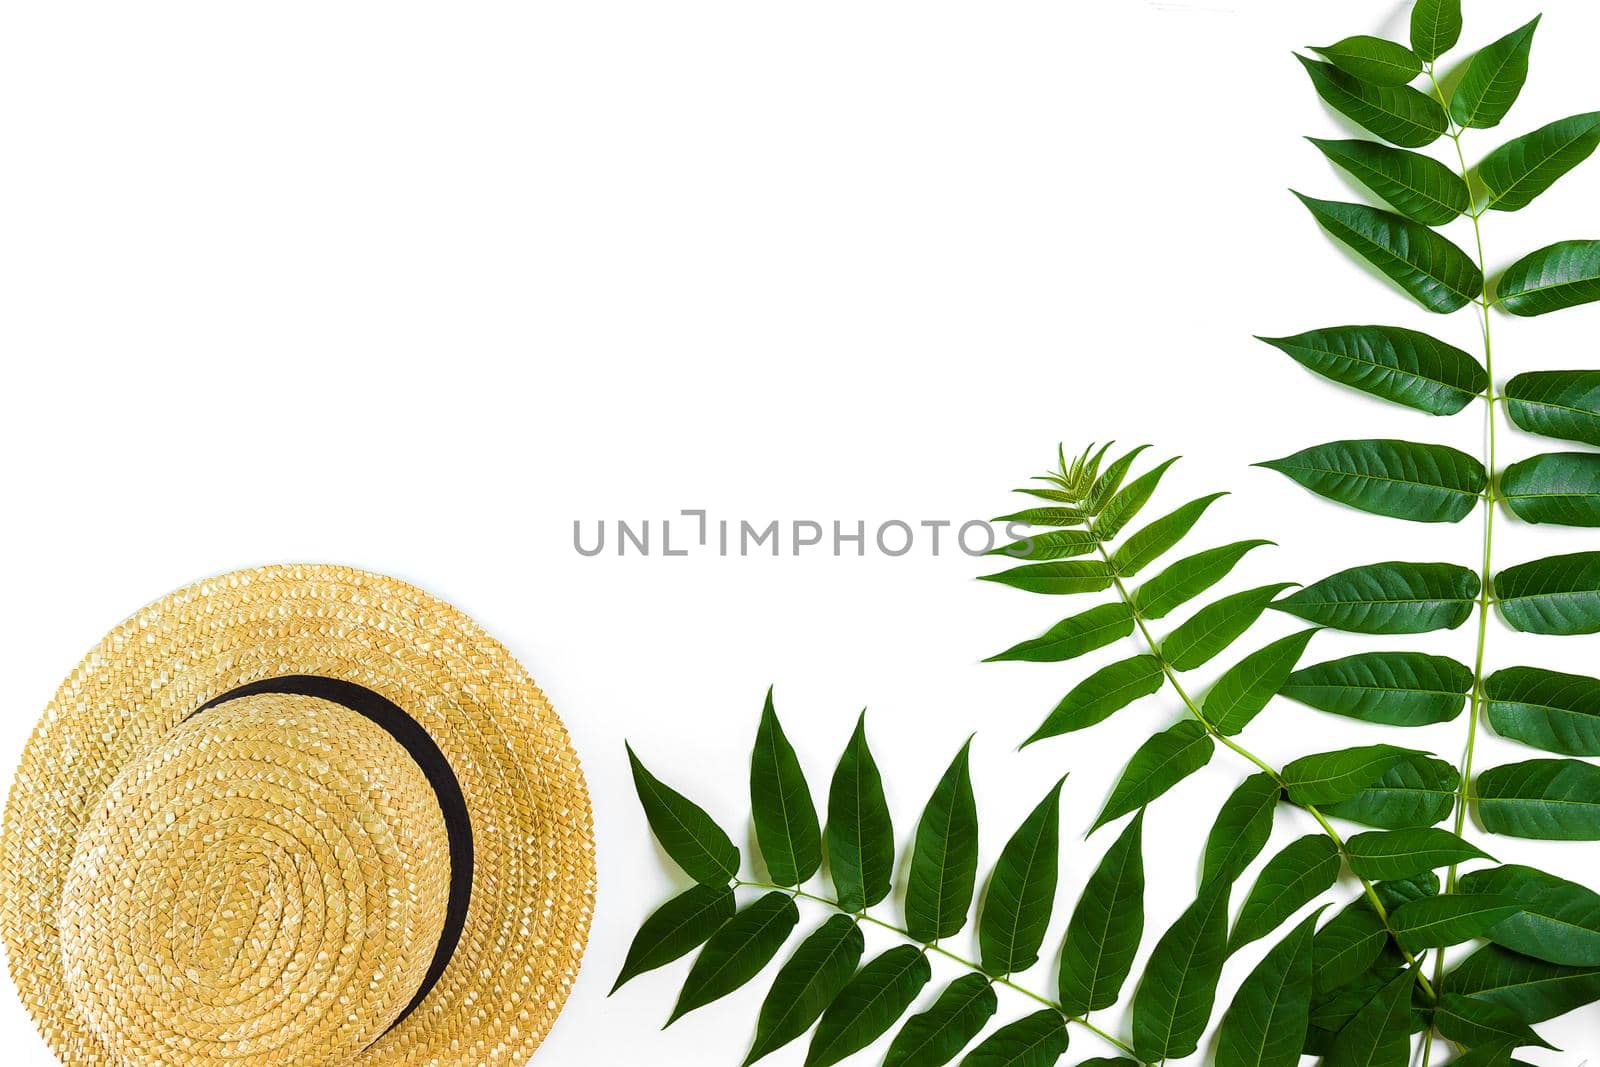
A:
<box><xmin>994</xmin><ymin>507</ymin><xmax>1088</xmax><ymax>528</ymax></box>
<box><xmin>669</xmin><ymin>891</ymin><xmax>801</xmax><ymax>1025</ymax></box>
<box><xmin>1204</xmin><ymin>628</ymin><xmax>1319</xmax><ymax>736</ymax></box>
<box><xmin>1257</xmin><ymin>438</ymin><xmax>1485</xmax><ymax>523</ymax></box>
<box><xmin>1502</xmin><ymin>369</ymin><xmax>1600</xmax><ymax>446</ymax></box>
<box><xmin>1313</xmin><ymin>905</ymin><xmax>1389</xmax><ymax>995</ymax></box>
<box><xmin>1498</xmin><ymin>240</ymin><xmax>1600</xmax><ymax>316</ymax></box>
<box><xmin>1310</xmin><ymin>37</ymin><xmax>1421</xmax><ymax>87</ymax></box>
<box><xmin>613</xmin><ymin>884</ymin><xmax>736</xmax><ymax>994</ymax></box>
<box><xmin>1374</xmin><ymin>872</ymin><xmax>1440</xmax><ymax>911</ymax></box>
<box><xmin>1500</xmin><ymin>451</ymin><xmax>1600</xmax><ymax>527</ymax></box>
<box><xmin>627</xmin><ymin>743</ymin><xmax>741</xmax><ymax>886</ymax></box>
<box><xmin>990</xmin><ymin>527</ymin><xmax>1098</xmax><ymax>561</ymax></box>
<box><xmin>1410</xmin><ymin>0</ymin><xmax>1461</xmax><ymax>62</ymax></box>
<box><xmin>1307</xmin><ymin>139</ymin><xmax>1468</xmax><ymax>225</ymax></box>
<box><xmin>1325</xmin><ymin>968</ymin><xmax>1420</xmax><ymax>1067</ymax></box>
<box><xmin>1345</xmin><ymin>827</ymin><xmax>1491</xmax><ymax>880</ymax></box>
<box><xmin>1292</xmin><ymin>193</ymin><xmax>1481</xmax><ymax>313</ymax></box>
<box><xmin>1481</xmin><ymin>112</ymin><xmax>1600</xmax><ymax>211</ymax></box>
<box><xmin>744</xmin><ymin>916</ymin><xmax>865</xmax><ymax>1065</ymax></box>
<box><xmin>1274</xmin><ymin>560</ymin><xmax>1479</xmax><ymax>633</ymax></box>
<box><xmin>980</xmin><ymin>560</ymin><xmax>1113</xmax><ymax>596</ymax></box>
<box><xmin>1494</xmin><ymin>551</ymin><xmax>1600</xmax><ymax>635</ymax></box>
<box><xmin>905</xmin><ymin>739</ymin><xmax>980</xmax><ymax>943</ymax></box>
<box><xmin>1133</xmin><ymin>539</ymin><xmax>1274</xmax><ymax>620</ymax></box>
<box><xmin>1201</xmin><ymin>772</ymin><xmax>1281</xmax><ymax>887</ymax></box>
<box><xmin>826</xmin><ymin>713</ymin><xmax>895</xmax><ymax>911</ymax></box>
<box><xmin>1165</xmin><ymin>583</ymin><xmax>1297</xmax><ymax>671</ymax></box>
<box><xmin>1434</xmin><ymin>993</ymin><xmax>1554</xmax><ymax>1052</ymax></box>
<box><xmin>752</xmin><ymin>690</ymin><xmax>822</xmax><ymax>887</ymax></box>
<box><xmin>1485</xmin><ymin>665</ymin><xmax>1600</xmax><ymax>756</ymax></box>
<box><xmin>1024</xmin><ymin>655</ymin><xmax>1164</xmax><ymax>745</ymax></box>
<box><xmin>1476</xmin><ymin>758</ymin><xmax>1600</xmax><ymax>840</ymax></box>
<box><xmin>1390</xmin><ymin>894</ymin><xmax>1523</xmax><ymax>952</ymax></box>
<box><xmin>1084</xmin><ymin>444</ymin><xmax>1152</xmax><ymax>515</ymax></box>
<box><xmin>1449</xmin><ymin>16</ymin><xmax>1540</xmax><ymax>130</ymax></box>
<box><xmin>1111</xmin><ymin>492</ymin><xmax>1227</xmax><ymax>577</ymax></box>
<box><xmin>883</xmin><ymin>974</ymin><xmax>997</xmax><ymax>1067</ymax></box>
<box><xmin>959</xmin><ymin>1009</ymin><xmax>1068</xmax><ymax>1067</ymax></box>
<box><xmin>1460</xmin><ymin>863</ymin><xmax>1600</xmax><ymax>966</ymax></box>
<box><xmin>1282</xmin><ymin>651</ymin><xmax>1472</xmax><ymax>726</ymax></box>
<box><xmin>1318</xmin><ymin>751</ymin><xmax>1459</xmax><ymax>829</ymax></box>
<box><xmin>1095</xmin><ymin>456</ymin><xmax>1179</xmax><ymax>541</ymax></box>
<box><xmin>1132</xmin><ymin>877</ymin><xmax>1232</xmax><ymax>1062</ymax></box>
<box><xmin>1059</xmin><ymin>809</ymin><xmax>1146</xmax><ymax>1016</ymax></box>
<box><xmin>979</xmin><ymin>778</ymin><xmax>1066</xmax><ymax>976</ymax></box>
<box><xmin>805</xmin><ymin>946</ymin><xmax>932</xmax><ymax>1067</ymax></box>
<box><xmin>1229</xmin><ymin>836</ymin><xmax>1341</xmax><ymax>954</ymax></box>
<box><xmin>1256</xmin><ymin>325</ymin><xmax>1484</xmax><ymax>415</ymax></box>
<box><xmin>1447</xmin><ymin>943</ymin><xmax>1600</xmax><ymax>1022</ymax></box>
<box><xmin>1215</xmin><ymin>910</ymin><xmax>1321</xmax><ymax>1067</ymax></box>
<box><xmin>986</xmin><ymin>603</ymin><xmax>1133</xmax><ymax>663</ymax></box>
<box><xmin>1091</xmin><ymin>720</ymin><xmax>1213</xmax><ymax>832</ymax></box>
<box><xmin>1310</xmin><ymin>969</ymin><xmax>1397</xmax><ymax>1044</ymax></box>
<box><xmin>1280</xmin><ymin>744</ymin><xmax>1414</xmax><ymax>806</ymax></box>
<box><xmin>1295</xmin><ymin>56</ymin><xmax>1446</xmax><ymax>148</ymax></box>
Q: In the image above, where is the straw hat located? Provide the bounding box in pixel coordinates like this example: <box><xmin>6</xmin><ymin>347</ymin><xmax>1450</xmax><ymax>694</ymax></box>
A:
<box><xmin>0</xmin><ymin>564</ymin><xmax>595</xmax><ymax>1066</ymax></box>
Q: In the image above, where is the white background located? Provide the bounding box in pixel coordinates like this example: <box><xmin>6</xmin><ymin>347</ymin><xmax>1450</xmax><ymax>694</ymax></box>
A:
<box><xmin>2</xmin><ymin>0</ymin><xmax>1597</xmax><ymax>1063</ymax></box>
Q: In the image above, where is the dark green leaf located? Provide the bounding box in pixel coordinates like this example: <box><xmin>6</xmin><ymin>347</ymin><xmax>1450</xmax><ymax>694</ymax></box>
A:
<box><xmin>1256</xmin><ymin>324</ymin><xmax>1484</xmax><ymax>414</ymax></box>
<box><xmin>745</xmin><ymin>916</ymin><xmax>866</xmax><ymax>1065</ymax></box>
<box><xmin>1257</xmin><ymin>438</ymin><xmax>1485</xmax><ymax>523</ymax></box>
<box><xmin>1501</xmin><ymin>451</ymin><xmax>1600</xmax><ymax>527</ymax></box>
<box><xmin>1134</xmin><ymin>540</ymin><xmax>1274</xmax><ymax>620</ymax></box>
<box><xmin>1095</xmin><ymin>457</ymin><xmax>1180</xmax><ymax>541</ymax></box>
<box><xmin>959</xmin><ymin>1009</ymin><xmax>1068</xmax><ymax>1067</ymax></box>
<box><xmin>1374</xmin><ymin>872</ymin><xmax>1441</xmax><ymax>911</ymax></box>
<box><xmin>1486</xmin><ymin>666</ymin><xmax>1600</xmax><ymax>756</ymax></box>
<box><xmin>1494</xmin><ymin>551</ymin><xmax>1600</xmax><ymax>635</ymax></box>
<box><xmin>1503</xmin><ymin>369</ymin><xmax>1600</xmax><ymax>446</ymax></box>
<box><xmin>1205</xmin><ymin>628</ymin><xmax>1320</xmax><ymax>736</ymax></box>
<box><xmin>1481</xmin><ymin>112</ymin><xmax>1600</xmax><ymax>211</ymax></box>
<box><xmin>806</xmin><ymin>946</ymin><xmax>933</xmax><ymax>1067</ymax></box>
<box><xmin>1059</xmin><ymin>809</ymin><xmax>1146</xmax><ymax>1016</ymax></box>
<box><xmin>1293</xmin><ymin>193</ymin><xmax>1481</xmax><ymax>312</ymax></box>
<box><xmin>981</xmin><ymin>777</ymin><xmax>1066</xmax><ymax>976</ymax></box>
<box><xmin>1092</xmin><ymin>720</ymin><xmax>1213</xmax><ymax>832</ymax></box>
<box><xmin>613</xmin><ymin>884</ymin><xmax>736</xmax><ymax>994</ymax></box>
<box><xmin>1319</xmin><ymin>751</ymin><xmax>1459</xmax><ymax>829</ymax></box>
<box><xmin>906</xmin><ymin>739</ymin><xmax>980</xmax><ymax>943</ymax></box>
<box><xmin>1024</xmin><ymin>655</ymin><xmax>1165</xmax><ymax>745</ymax></box>
<box><xmin>1281</xmin><ymin>744</ymin><xmax>1414</xmax><ymax>806</ymax></box>
<box><xmin>986</xmin><ymin>603</ymin><xmax>1133</xmax><ymax>663</ymax></box>
<box><xmin>884</xmin><ymin>974</ymin><xmax>997</xmax><ymax>1067</ymax></box>
<box><xmin>1310</xmin><ymin>37</ymin><xmax>1421</xmax><ymax>87</ymax></box>
<box><xmin>1132</xmin><ymin>877</ymin><xmax>1232</xmax><ymax>1061</ymax></box>
<box><xmin>1449</xmin><ymin>16</ymin><xmax>1540</xmax><ymax>130</ymax></box>
<box><xmin>669</xmin><ymin>891</ymin><xmax>801</xmax><ymax>1025</ymax></box>
<box><xmin>1216</xmin><ymin>910</ymin><xmax>1321</xmax><ymax>1067</ymax></box>
<box><xmin>991</xmin><ymin>528</ymin><xmax>1098</xmax><ymax>561</ymax></box>
<box><xmin>1476</xmin><ymin>758</ymin><xmax>1600</xmax><ymax>839</ymax></box>
<box><xmin>1274</xmin><ymin>560</ymin><xmax>1479</xmax><ymax>633</ymax></box>
<box><xmin>1499</xmin><ymin>240</ymin><xmax>1600</xmax><ymax>316</ymax></box>
<box><xmin>827</xmin><ymin>713</ymin><xmax>895</xmax><ymax>911</ymax></box>
<box><xmin>1307</xmin><ymin>138</ymin><xmax>1468</xmax><ymax>224</ymax></box>
<box><xmin>1447</xmin><ymin>943</ymin><xmax>1600</xmax><ymax>1022</ymax></box>
<box><xmin>627</xmin><ymin>743</ymin><xmax>741</xmax><ymax>886</ymax></box>
<box><xmin>1202</xmin><ymin>772</ymin><xmax>1281</xmax><ymax>887</ymax></box>
<box><xmin>1346</xmin><ymin>827</ymin><xmax>1491</xmax><ymax>880</ymax></box>
<box><xmin>1112</xmin><ymin>492</ymin><xmax>1227</xmax><ymax>577</ymax></box>
<box><xmin>1084</xmin><ymin>444</ymin><xmax>1152</xmax><ymax>515</ymax></box>
<box><xmin>1461</xmin><ymin>863</ymin><xmax>1600</xmax><ymax>965</ymax></box>
<box><xmin>1324</xmin><ymin>968</ymin><xmax>1419</xmax><ymax>1067</ymax></box>
<box><xmin>752</xmin><ymin>690</ymin><xmax>822</xmax><ymax>887</ymax></box>
<box><xmin>1165</xmin><ymin>584</ymin><xmax>1298</xmax><ymax>671</ymax></box>
<box><xmin>1391</xmin><ymin>894</ymin><xmax>1522</xmax><ymax>952</ymax></box>
<box><xmin>994</xmin><ymin>507</ymin><xmax>1088</xmax><ymax>528</ymax></box>
<box><xmin>1283</xmin><ymin>651</ymin><xmax>1472</xmax><ymax>726</ymax></box>
<box><xmin>1410</xmin><ymin>0</ymin><xmax>1461</xmax><ymax>62</ymax></box>
<box><xmin>1313</xmin><ymin>904</ymin><xmax>1389</xmax><ymax>995</ymax></box>
<box><xmin>1435</xmin><ymin>993</ymin><xmax>1554</xmax><ymax>1051</ymax></box>
<box><xmin>1296</xmin><ymin>56</ymin><xmax>1446</xmax><ymax>148</ymax></box>
<box><xmin>980</xmin><ymin>560</ymin><xmax>1114</xmax><ymax>596</ymax></box>
<box><xmin>1230</xmin><ymin>836</ymin><xmax>1341</xmax><ymax>954</ymax></box>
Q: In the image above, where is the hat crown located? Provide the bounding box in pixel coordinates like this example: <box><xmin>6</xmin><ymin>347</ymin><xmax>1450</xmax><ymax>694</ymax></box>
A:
<box><xmin>56</xmin><ymin>693</ymin><xmax>450</xmax><ymax>1067</ymax></box>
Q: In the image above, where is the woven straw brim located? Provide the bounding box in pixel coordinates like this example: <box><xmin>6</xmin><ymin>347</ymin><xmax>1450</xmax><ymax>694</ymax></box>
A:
<box><xmin>0</xmin><ymin>564</ymin><xmax>595</xmax><ymax>1066</ymax></box>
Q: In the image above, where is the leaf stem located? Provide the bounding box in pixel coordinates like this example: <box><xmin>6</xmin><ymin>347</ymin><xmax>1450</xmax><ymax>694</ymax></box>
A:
<box><xmin>732</xmin><ymin>878</ymin><xmax>1146</xmax><ymax>1062</ymax></box>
